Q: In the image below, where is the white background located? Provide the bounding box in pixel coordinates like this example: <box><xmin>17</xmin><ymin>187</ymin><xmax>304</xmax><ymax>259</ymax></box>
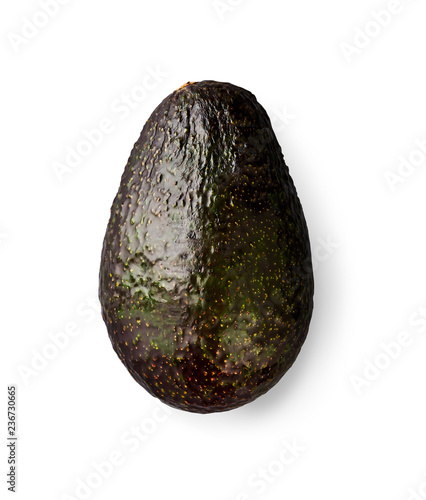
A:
<box><xmin>2</xmin><ymin>0</ymin><xmax>426</xmax><ymax>499</ymax></box>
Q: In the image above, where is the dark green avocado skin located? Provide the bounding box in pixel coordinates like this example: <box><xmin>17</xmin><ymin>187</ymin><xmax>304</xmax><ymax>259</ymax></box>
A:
<box><xmin>99</xmin><ymin>80</ymin><xmax>314</xmax><ymax>413</ymax></box>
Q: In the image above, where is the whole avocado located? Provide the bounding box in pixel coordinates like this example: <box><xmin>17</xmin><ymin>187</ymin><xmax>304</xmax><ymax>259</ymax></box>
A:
<box><xmin>99</xmin><ymin>80</ymin><xmax>314</xmax><ymax>413</ymax></box>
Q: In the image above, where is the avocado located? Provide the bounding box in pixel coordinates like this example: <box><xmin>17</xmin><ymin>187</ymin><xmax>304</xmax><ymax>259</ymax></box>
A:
<box><xmin>99</xmin><ymin>81</ymin><xmax>314</xmax><ymax>413</ymax></box>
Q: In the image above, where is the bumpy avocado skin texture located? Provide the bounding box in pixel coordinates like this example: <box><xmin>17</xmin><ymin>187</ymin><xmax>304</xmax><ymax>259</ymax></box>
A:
<box><xmin>99</xmin><ymin>81</ymin><xmax>314</xmax><ymax>413</ymax></box>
